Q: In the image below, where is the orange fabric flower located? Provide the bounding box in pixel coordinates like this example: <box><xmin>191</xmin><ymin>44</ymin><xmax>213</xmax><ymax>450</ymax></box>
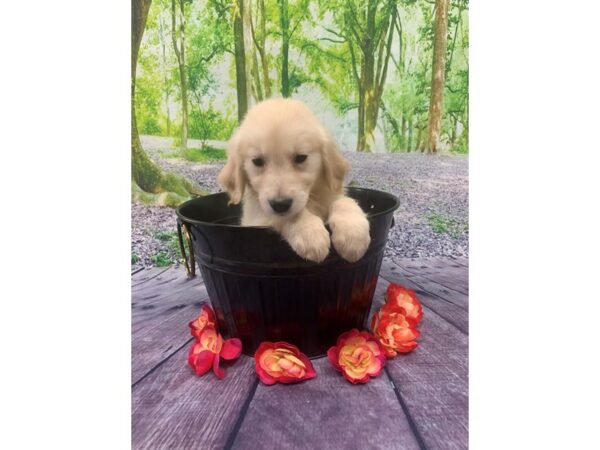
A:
<box><xmin>327</xmin><ymin>329</ymin><xmax>386</xmax><ymax>384</ymax></box>
<box><xmin>188</xmin><ymin>326</ymin><xmax>242</xmax><ymax>379</ymax></box>
<box><xmin>189</xmin><ymin>304</ymin><xmax>217</xmax><ymax>339</ymax></box>
<box><xmin>254</xmin><ymin>342</ymin><xmax>316</xmax><ymax>385</ymax></box>
<box><xmin>371</xmin><ymin>303</ymin><xmax>420</xmax><ymax>358</ymax></box>
<box><xmin>386</xmin><ymin>284</ymin><xmax>423</xmax><ymax>324</ymax></box>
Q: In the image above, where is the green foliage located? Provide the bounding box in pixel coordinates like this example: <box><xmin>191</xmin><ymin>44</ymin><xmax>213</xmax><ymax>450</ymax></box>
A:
<box><xmin>135</xmin><ymin>67</ymin><xmax>164</xmax><ymax>135</ymax></box>
<box><xmin>153</xmin><ymin>230</ymin><xmax>184</xmax><ymax>259</ymax></box>
<box><xmin>135</xmin><ymin>0</ymin><xmax>468</xmax><ymax>153</ymax></box>
<box><xmin>131</xmin><ymin>253</ymin><xmax>140</xmax><ymax>265</ymax></box>
<box><xmin>165</xmin><ymin>146</ymin><xmax>227</xmax><ymax>162</ymax></box>
<box><xmin>427</xmin><ymin>213</ymin><xmax>468</xmax><ymax>238</ymax></box>
<box><xmin>188</xmin><ymin>106</ymin><xmax>236</xmax><ymax>142</ymax></box>
<box><xmin>150</xmin><ymin>252</ymin><xmax>171</xmax><ymax>267</ymax></box>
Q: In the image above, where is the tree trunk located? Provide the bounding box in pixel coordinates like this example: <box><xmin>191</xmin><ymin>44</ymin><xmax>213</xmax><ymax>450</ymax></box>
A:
<box><xmin>356</xmin><ymin>0</ymin><xmax>376</xmax><ymax>152</ymax></box>
<box><xmin>132</xmin><ymin>0</ymin><xmax>201</xmax><ymax>203</ymax></box>
<box><xmin>258</xmin><ymin>0</ymin><xmax>271</xmax><ymax>98</ymax></box>
<box><xmin>415</xmin><ymin>122</ymin><xmax>423</xmax><ymax>153</ymax></box>
<box><xmin>132</xmin><ymin>0</ymin><xmax>164</xmax><ymax>193</ymax></box>
<box><xmin>400</xmin><ymin>115</ymin><xmax>407</xmax><ymax>150</ymax></box>
<box><xmin>354</xmin><ymin>0</ymin><xmax>396</xmax><ymax>152</ymax></box>
<box><xmin>233</xmin><ymin>0</ymin><xmax>248</xmax><ymax>122</ymax></box>
<box><xmin>450</xmin><ymin>114</ymin><xmax>458</xmax><ymax>147</ymax></box>
<box><xmin>242</xmin><ymin>0</ymin><xmax>254</xmax><ymax>107</ymax></box>
<box><xmin>251</xmin><ymin>49</ymin><xmax>264</xmax><ymax>101</ymax></box>
<box><xmin>158</xmin><ymin>16</ymin><xmax>172</xmax><ymax>137</ymax></box>
<box><xmin>171</xmin><ymin>0</ymin><xmax>188</xmax><ymax>150</ymax></box>
<box><xmin>259</xmin><ymin>50</ymin><xmax>271</xmax><ymax>98</ymax></box>
<box><xmin>426</xmin><ymin>0</ymin><xmax>449</xmax><ymax>153</ymax></box>
<box><xmin>279</xmin><ymin>0</ymin><xmax>290</xmax><ymax>97</ymax></box>
<box><xmin>407</xmin><ymin>116</ymin><xmax>413</xmax><ymax>152</ymax></box>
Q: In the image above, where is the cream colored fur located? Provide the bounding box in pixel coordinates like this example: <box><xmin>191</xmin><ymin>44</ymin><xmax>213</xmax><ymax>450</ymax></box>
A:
<box><xmin>218</xmin><ymin>98</ymin><xmax>370</xmax><ymax>263</ymax></box>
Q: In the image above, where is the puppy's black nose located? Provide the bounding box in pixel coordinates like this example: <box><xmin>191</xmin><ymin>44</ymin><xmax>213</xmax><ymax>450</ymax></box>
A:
<box><xmin>269</xmin><ymin>197</ymin><xmax>293</xmax><ymax>214</ymax></box>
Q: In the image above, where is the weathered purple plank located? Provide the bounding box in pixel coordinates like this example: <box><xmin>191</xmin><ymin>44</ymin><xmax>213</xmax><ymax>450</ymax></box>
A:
<box><xmin>448</xmin><ymin>255</ymin><xmax>469</xmax><ymax>268</ymax></box>
<box><xmin>395</xmin><ymin>258</ymin><xmax>468</xmax><ymax>295</ymax></box>
<box><xmin>380</xmin><ymin>259</ymin><xmax>468</xmax><ymax>310</ymax></box>
<box><xmin>376</xmin><ymin>277</ymin><xmax>468</xmax><ymax>450</ymax></box>
<box><xmin>132</xmin><ymin>260</ymin><xmax>468</xmax><ymax>450</ymax></box>
<box><xmin>231</xmin><ymin>357</ymin><xmax>422</xmax><ymax>450</ymax></box>
<box><xmin>132</xmin><ymin>267</ymin><xmax>210</xmax><ymax>384</ymax></box>
<box><xmin>396</xmin><ymin>257</ymin><xmax>466</xmax><ymax>274</ymax></box>
<box><xmin>132</xmin><ymin>266</ymin><xmax>171</xmax><ymax>287</ymax></box>
<box><xmin>132</xmin><ymin>348</ymin><xmax>256</xmax><ymax>450</ymax></box>
<box><xmin>378</xmin><ymin>260</ymin><xmax>468</xmax><ymax>334</ymax></box>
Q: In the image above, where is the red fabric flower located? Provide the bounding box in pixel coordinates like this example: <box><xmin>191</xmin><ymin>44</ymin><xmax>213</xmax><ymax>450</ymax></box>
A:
<box><xmin>327</xmin><ymin>329</ymin><xmax>386</xmax><ymax>384</ymax></box>
<box><xmin>188</xmin><ymin>326</ymin><xmax>242</xmax><ymax>379</ymax></box>
<box><xmin>371</xmin><ymin>303</ymin><xmax>420</xmax><ymax>358</ymax></box>
<box><xmin>386</xmin><ymin>283</ymin><xmax>423</xmax><ymax>324</ymax></box>
<box><xmin>189</xmin><ymin>304</ymin><xmax>217</xmax><ymax>339</ymax></box>
<box><xmin>254</xmin><ymin>342</ymin><xmax>316</xmax><ymax>385</ymax></box>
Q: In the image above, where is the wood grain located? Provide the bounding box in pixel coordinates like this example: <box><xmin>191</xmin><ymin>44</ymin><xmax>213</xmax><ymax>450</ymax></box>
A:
<box><xmin>376</xmin><ymin>277</ymin><xmax>469</xmax><ymax>450</ymax></box>
<box><xmin>132</xmin><ymin>266</ymin><xmax>172</xmax><ymax>287</ymax></box>
<box><xmin>378</xmin><ymin>259</ymin><xmax>468</xmax><ymax>334</ymax></box>
<box><xmin>448</xmin><ymin>255</ymin><xmax>469</xmax><ymax>268</ymax></box>
<box><xmin>394</xmin><ymin>258</ymin><xmax>468</xmax><ymax>295</ymax></box>
<box><xmin>132</xmin><ymin>268</ymin><xmax>210</xmax><ymax>384</ymax></box>
<box><xmin>132</xmin><ymin>348</ymin><xmax>256</xmax><ymax>450</ymax></box>
<box><xmin>230</xmin><ymin>357</ymin><xmax>422</xmax><ymax>450</ymax></box>
<box><xmin>379</xmin><ymin>259</ymin><xmax>468</xmax><ymax>310</ymax></box>
<box><xmin>131</xmin><ymin>258</ymin><xmax>468</xmax><ymax>449</ymax></box>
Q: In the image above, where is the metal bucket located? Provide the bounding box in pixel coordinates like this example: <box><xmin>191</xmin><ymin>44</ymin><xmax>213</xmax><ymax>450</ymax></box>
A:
<box><xmin>176</xmin><ymin>187</ymin><xmax>399</xmax><ymax>357</ymax></box>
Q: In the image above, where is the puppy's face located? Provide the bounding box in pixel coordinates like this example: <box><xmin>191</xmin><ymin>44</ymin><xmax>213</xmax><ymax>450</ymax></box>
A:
<box><xmin>242</xmin><ymin>129</ymin><xmax>322</xmax><ymax>218</ymax></box>
<box><xmin>218</xmin><ymin>99</ymin><xmax>348</xmax><ymax>219</ymax></box>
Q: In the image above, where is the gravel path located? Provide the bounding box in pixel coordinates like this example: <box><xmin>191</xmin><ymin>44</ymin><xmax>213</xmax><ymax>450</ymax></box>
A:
<box><xmin>132</xmin><ymin>136</ymin><xmax>468</xmax><ymax>270</ymax></box>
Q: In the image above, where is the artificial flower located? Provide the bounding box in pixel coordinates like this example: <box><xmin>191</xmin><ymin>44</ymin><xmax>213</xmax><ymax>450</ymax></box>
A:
<box><xmin>371</xmin><ymin>303</ymin><xmax>419</xmax><ymax>357</ymax></box>
<box><xmin>254</xmin><ymin>342</ymin><xmax>316</xmax><ymax>385</ymax></box>
<box><xmin>189</xmin><ymin>304</ymin><xmax>217</xmax><ymax>339</ymax></box>
<box><xmin>327</xmin><ymin>329</ymin><xmax>386</xmax><ymax>384</ymax></box>
<box><xmin>188</xmin><ymin>326</ymin><xmax>242</xmax><ymax>379</ymax></box>
<box><xmin>385</xmin><ymin>283</ymin><xmax>423</xmax><ymax>324</ymax></box>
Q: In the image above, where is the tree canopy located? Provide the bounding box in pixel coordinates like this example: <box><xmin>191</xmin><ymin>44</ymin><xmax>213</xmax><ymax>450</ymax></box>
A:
<box><xmin>135</xmin><ymin>0</ymin><xmax>468</xmax><ymax>154</ymax></box>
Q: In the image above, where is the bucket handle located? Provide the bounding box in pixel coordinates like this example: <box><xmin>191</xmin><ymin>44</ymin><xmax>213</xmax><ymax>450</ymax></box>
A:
<box><xmin>177</xmin><ymin>220</ymin><xmax>196</xmax><ymax>278</ymax></box>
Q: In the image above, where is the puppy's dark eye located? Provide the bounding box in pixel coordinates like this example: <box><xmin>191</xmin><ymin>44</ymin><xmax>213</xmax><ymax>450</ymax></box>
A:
<box><xmin>252</xmin><ymin>157</ymin><xmax>265</xmax><ymax>167</ymax></box>
<box><xmin>294</xmin><ymin>154</ymin><xmax>308</xmax><ymax>164</ymax></box>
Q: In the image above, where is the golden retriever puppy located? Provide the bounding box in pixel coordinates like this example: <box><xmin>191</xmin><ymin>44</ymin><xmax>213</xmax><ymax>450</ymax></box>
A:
<box><xmin>218</xmin><ymin>98</ymin><xmax>370</xmax><ymax>263</ymax></box>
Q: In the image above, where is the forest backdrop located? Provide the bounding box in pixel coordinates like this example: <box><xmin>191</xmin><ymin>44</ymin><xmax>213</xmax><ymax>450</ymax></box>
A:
<box><xmin>132</xmin><ymin>0</ymin><xmax>468</xmax><ymax>201</ymax></box>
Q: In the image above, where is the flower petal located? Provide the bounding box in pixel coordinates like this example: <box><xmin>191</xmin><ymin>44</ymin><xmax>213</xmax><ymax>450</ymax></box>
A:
<box><xmin>188</xmin><ymin>348</ymin><xmax>214</xmax><ymax>376</ymax></box>
<box><xmin>255</xmin><ymin>341</ymin><xmax>316</xmax><ymax>385</ymax></box>
<box><xmin>255</xmin><ymin>361</ymin><xmax>277</xmax><ymax>385</ymax></box>
<box><xmin>201</xmin><ymin>304</ymin><xmax>216</xmax><ymax>323</ymax></box>
<box><xmin>396</xmin><ymin>341</ymin><xmax>419</xmax><ymax>353</ymax></box>
<box><xmin>220</xmin><ymin>338</ymin><xmax>242</xmax><ymax>360</ymax></box>
<box><xmin>386</xmin><ymin>283</ymin><xmax>423</xmax><ymax>323</ymax></box>
<box><xmin>212</xmin><ymin>353</ymin><xmax>225</xmax><ymax>379</ymax></box>
<box><xmin>327</xmin><ymin>346</ymin><xmax>341</xmax><ymax>371</ymax></box>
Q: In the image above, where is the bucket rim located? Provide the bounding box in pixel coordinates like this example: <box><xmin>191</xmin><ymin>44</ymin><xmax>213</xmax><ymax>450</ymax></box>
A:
<box><xmin>176</xmin><ymin>186</ymin><xmax>399</xmax><ymax>229</ymax></box>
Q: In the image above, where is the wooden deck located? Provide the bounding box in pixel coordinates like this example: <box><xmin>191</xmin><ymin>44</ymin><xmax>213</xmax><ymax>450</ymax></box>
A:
<box><xmin>132</xmin><ymin>256</ymin><xmax>468</xmax><ymax>450</ymax></box>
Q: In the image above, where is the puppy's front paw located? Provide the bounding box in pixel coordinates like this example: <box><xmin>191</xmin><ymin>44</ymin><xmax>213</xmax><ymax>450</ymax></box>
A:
<box><xmin>330</xmin><ymin>215</ymin><xmax>371</xmax><ymax>262</ymax></box>
<box><xmin>286</xmin><ymin>218</ymin><xmax>331</xmax><ymax>263</ymax></box>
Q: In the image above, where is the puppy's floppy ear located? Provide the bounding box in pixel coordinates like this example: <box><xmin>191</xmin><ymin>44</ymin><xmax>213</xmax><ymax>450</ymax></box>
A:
<box><xmin>218</xmin><ymin>131</ymin><xmax>246</xmax><ymax>205</ymax></box>
<box><xmin>321</xmin><ymin>130</ymin><xmax>349</xmax><ymax>193</ymax></box>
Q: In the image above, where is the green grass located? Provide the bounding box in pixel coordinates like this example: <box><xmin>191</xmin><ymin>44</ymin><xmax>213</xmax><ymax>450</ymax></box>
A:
<box><xmin>150</xmin><ymin>252</ymin><xmax>171</xmax><ymax>267</ymax></box>
<box><xmin>427</xmin><ymin>213</ymin><xmax>468</xmax><ymax>238</ymax></box>
<box><xmin>165</xmin><ymin>145</ymin><xmax>226</xmax><ymax>162</ymax></box>
<box><xmin>154</xmin><ymin>230</ymin><xmax>175</xmax><ymax>241</ymax></box>
<box><xmin>152</xmin><ymin>230</ymin><xmax>183</xmax><ymax>260</ymax></box>
<box><xmin>131</xmin><ymin>253</ymin><xmax>140</xmax><ymax>265</ymax></box>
